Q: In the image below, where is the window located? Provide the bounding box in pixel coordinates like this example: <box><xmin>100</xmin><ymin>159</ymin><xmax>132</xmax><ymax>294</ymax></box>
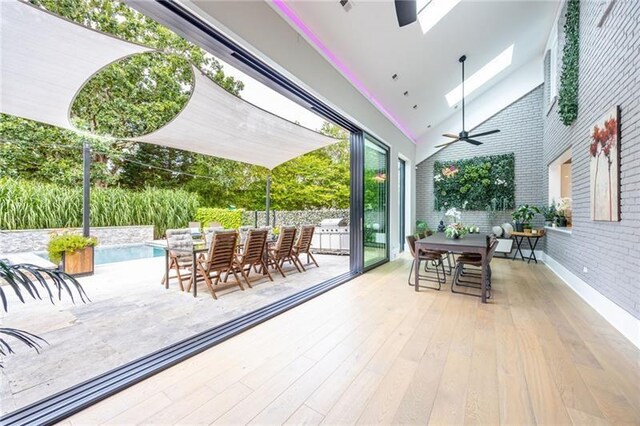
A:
<box><xmin>548</xmin><ymin>148</ymin><xmax>572</xmax><ymax>226</ymax></box>
<box><xmin>548</xmin><ymin>31</ymin><xmax>559</xmax><ymax>103</ymax></box>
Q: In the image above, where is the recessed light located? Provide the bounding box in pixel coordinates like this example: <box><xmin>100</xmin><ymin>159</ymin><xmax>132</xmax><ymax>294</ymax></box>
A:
<box><xmin>413</xmin><ymin>105</ymin><xmax>418</xmax><ymax>109</ymax></box>
<box><xmin>446</xmin><ymin>44</ymin><xmax>515</xmax><ymax>106</ymax></box>
<box><xmin>392</xmin><ymin>74</ymin><xmax>398</xmax><ymax>81</ymax></box>
<box><xmin>427</xmin><ymin>124</ymin><xmax>431</xmax><ymax>128</ymax></box>
<box><xmin>404</xmin><ymin>91</ymin><xmax>409</xmax><ymax>96</ymax></box>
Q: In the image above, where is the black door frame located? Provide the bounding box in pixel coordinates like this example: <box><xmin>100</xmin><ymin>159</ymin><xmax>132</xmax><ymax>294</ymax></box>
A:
<box><xmin>398</xmin><ymin>158</ymin><xmax>406</xmax><ymax>252</ymax></box>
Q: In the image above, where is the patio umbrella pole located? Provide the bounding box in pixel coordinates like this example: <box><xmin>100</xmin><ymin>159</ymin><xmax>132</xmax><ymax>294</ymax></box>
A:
<box><xmin>82</xmin><ymin>140</ymin><xmax>91</xmax><ymax>237</ymax></box>
<box><xmin>265</xmin><ymin>171</ymin><xmax>271</xmax><ymax>226</ymax></box>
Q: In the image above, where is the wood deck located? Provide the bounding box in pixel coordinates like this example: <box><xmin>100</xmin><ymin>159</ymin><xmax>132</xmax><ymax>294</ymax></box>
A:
<box><xmin>65</xmin><ymin>256</ymin><xmax>640</xmax><ymax>425</ymax></box>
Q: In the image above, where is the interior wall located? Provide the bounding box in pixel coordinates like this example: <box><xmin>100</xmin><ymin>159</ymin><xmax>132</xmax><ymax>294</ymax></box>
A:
<box><xmin>416</xmin><ymin>86</ymin><xmax>545</xmax><ymax>233</ymax></box>
<box><xmin>542</xmin><ymin>0</ymin><xmax>640</xmax><ymax>319</ymax></box>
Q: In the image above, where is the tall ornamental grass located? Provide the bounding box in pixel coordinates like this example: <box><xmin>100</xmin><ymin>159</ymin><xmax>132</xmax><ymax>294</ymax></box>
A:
<box><xmin>0</xmin><ymin>178</ymin><xmax>199</xmax><ymax>238</ymax></box>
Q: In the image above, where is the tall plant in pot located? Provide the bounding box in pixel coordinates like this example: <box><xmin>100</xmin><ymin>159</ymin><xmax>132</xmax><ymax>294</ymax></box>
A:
<box><xmin>512</xmin><ymin>204</ymin><xmax>539</xmax><ymax>232</ymax></box>
<box><xmin>539</xmin><ymin>203</ymin><xmax>558</xmax><ymax>227</ymax></box>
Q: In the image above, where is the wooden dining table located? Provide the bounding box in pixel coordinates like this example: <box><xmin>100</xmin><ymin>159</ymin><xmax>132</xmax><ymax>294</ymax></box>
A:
<box><xmin>415</xmin><ymin>233</ymin><xmax>491</xmax><ymax>303</ymax></box>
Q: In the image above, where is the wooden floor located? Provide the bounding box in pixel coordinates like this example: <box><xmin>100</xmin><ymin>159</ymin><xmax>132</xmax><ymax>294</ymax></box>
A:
<box><xmin>65</xmin><ymin>256</ymin><xmax>640</xmax><ymax>425</ymax></box>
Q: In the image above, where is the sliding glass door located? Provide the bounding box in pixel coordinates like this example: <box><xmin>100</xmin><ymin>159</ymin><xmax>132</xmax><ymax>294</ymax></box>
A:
<box><xmin>398</xmin><ymin>158</ymin><xmax>406</xmax><ymax>252</ymax></box>
<box><xmin>363</xmin><ymin>136</ymin><xmax>389</xmax><ymax>268</ymax></box>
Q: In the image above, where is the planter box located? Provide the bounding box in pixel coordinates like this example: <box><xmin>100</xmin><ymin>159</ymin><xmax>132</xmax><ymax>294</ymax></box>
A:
<box><xmin>61</xmin><ymin>246</ymin><xmax>94</xmax><ymax>277</ymax></box>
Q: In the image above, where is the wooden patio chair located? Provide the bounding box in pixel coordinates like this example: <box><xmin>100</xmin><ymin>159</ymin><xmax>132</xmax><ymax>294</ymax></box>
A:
<box><xmin>292</xmin><ymin>225</ymin><xmax>318</xmax><ymax>271</ymax></box>
<box><xmin>190</xmin><ymin>230</ymin><xmax>241</xmax><ymax>299</ymax></box>
<box><xmin>233</xmin><ymin>228</ymin><xmax>273</xmax><ymax>287</ymax></box>
<box><xmin>406</xmin><ymin>235</ymin><xmax>445</xmax><ymax>291</ymax></box>
<box><xmin>163</xmin><ymin>228</ymin><xmax>194</xmax><ymax>291</ymax></box>
<box><xmin>267</xmin><ymin>226</ymin><xmax>299</xmax><ymax>277</ymax></box>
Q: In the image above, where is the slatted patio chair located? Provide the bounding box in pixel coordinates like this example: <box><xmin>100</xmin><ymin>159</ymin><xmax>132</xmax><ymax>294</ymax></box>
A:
<box><xmin>238</xmin><ymin>225</ymin><xmax>253</xmax><ymax>245</ymax></box>
<box><xmin>190</xmin><ymin>230</ymin><xmax>241</xmax><ymax>299</ymax></box>
<box><xmin>267</xmin><ymin>226</ymin><xmax>299</xmax><ymax>277</ymax></box>
<box><xmin>292</xmin><ymin>225</ymin><xmax>318</xmax><ymax>271</ymax></box>
<box><xmin>233</xmin><ymin>228</ymin><xmax>273</xmax><ymax>287</ymax></box>
<box><xmin>163</xmin><ymin>228</ymin><xmax>194</xmax><ymax>291</ymax></box>
<box><xmin>406</xmin><ymin>235</ymin><xmax>445</xmax><ymax>291</ymax></box>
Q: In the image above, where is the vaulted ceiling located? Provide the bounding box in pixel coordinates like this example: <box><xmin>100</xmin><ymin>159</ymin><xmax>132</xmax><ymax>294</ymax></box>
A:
<box><xmin>270</xmin><ymin>0</ymin><xmax>559</xmax><ymax>156</ymax></box>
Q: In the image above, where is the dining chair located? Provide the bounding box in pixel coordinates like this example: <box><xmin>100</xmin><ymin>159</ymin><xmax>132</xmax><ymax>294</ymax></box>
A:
<box><xmin>191</xmin><ymin>230</ymin><xmax>241</xmax><ymax>299</ymax></box>
<box><xmin>406</xmin><ymin>235</ymin><xmax>445</xmax><ymax>291</ymax></box>
<box><xmin>292</xmin><ymin>225</ymin><xmax>318</xmax><ymax>271</ymax></box>
<box><xmin>163</xmin><ymin>228</ymin><xmax>194</xmax><ymax>291</ymax></box>
<box><xmin>451</xmin><ymin>234</ymin><xmax>498</xmax><ymax>298</ymax></box>
<box><xmin>233</xmin><ymin>228</ymin><xmax>272</xmax><ymax>286</ymax></box>
<box><xmin>267</xmin><ymin>226</ymin><xmax>299</xmax><ymax>277</ymax></box>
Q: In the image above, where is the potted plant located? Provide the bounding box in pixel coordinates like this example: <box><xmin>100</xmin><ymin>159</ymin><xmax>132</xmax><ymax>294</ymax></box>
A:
<box><xmin>512</xmin><ymin>204</ymin><xmax>539</xmax><ymax>233</ymax></box>
<box><xmin>415</xmin><ymin>220</ymin><xmax>430</xmax><ymax>238</ymax></box>
<box><xmin>48</xmin><ymin>232</ymin><xmax>98</xmax><ymax>276</ymax></box>
<box><xmin>445</xmin><ymin>223</ymin><xmax>468</xmax><ymax>240</ymax></box>
<box><xmin>556</xmin><ymin>210</ymin><xmax>568</xmax><ymax>227</ymax></box>
<box><xmin>539</xmin><ymin>203</ymin><xmax>558</xmax><ymax>227</ymax></box>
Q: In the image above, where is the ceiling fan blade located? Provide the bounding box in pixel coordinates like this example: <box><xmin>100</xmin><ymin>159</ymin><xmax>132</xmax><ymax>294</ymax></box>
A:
<box><xmin>442</xmin><ymin>133</ymin><xmax>459</xmax><ymax>139</ymax></box>
<box><xmin>468</xmin><ymin>129</ymin><xmax>500</xmax><ymax>138</ymax></box>
<box><xmin>435</xmin><ymin>139</ymin><xmax>459</xmax><ymax>148</ymax></box>
<box><xmin>394</xmin><ymin>0</ymin><xmax>417</xmax><ymax>27</ymax></box>
<box><xmin>463</xmin><ymin>138</ymin><xmax>483</xmax><ymax>146</ymax></box>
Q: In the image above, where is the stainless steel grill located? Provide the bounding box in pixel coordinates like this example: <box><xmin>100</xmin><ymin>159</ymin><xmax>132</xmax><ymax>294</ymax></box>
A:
<box><xmin>311</xmin><ymin>218</ymin><xmax>349</xmax><ymax>255</ymax></box>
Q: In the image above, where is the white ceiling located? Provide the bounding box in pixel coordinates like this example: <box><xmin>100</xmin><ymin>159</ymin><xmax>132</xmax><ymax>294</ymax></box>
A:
<box><xmin>274</xmin><ymin>0</ymin><xmax>560</xmax><ymax>144</ymax></box>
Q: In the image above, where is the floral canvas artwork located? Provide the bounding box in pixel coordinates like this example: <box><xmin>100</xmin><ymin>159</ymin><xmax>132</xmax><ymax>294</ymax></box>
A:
<box><xmin>589</xmin><ymin>106</ymin><xmax>620</xmax><ymax>221</ymax></box>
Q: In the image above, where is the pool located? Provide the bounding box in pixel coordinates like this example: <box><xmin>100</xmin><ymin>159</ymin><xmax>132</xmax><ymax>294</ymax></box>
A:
<box><xmin>37</xmin><ymin>244</ymin><xmax>164</xmax><ymax>265</ymax></box>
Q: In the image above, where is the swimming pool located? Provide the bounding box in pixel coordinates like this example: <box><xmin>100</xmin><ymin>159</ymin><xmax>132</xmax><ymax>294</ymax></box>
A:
<box><xmin>37</xmin><ymin>244</ymin><xmax>164</xmax><ymax>265</ymax></box>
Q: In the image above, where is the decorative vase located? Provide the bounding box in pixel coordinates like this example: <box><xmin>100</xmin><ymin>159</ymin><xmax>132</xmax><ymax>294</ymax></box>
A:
<box><xmin>453</xmin><ymin>234</ymin><xmax>459</xmax><ymax>239</ymax></box>
<box><xmin>558</xmin><ymin>217</ymin><xmax>567</xmax><ymax>227</ymax></box>
<box><xmin>514</xmin><ymin>222</ymin><xmax>524</xmax><ymax>232</ymax></box>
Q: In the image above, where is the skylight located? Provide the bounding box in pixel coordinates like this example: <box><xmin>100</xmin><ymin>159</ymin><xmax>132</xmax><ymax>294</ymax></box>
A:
<box><xmin>445</xmin><ymin>44</ymin><xmax>515</xmax><ymax>107</ymax></box>
<box><xmin>417</xmin><ymin>0</ymin><xmax>461</xmax><ymax>34</ymax></box>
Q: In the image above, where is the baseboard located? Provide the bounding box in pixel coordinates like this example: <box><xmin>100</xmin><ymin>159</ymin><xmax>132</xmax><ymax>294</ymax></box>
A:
<box><xmin>542</xmin><ymin>253</ymin><xmax>640</xmax><ymax>350</ymax></box>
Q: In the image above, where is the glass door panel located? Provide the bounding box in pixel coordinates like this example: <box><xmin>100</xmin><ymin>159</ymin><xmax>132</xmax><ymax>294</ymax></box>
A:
<box><xmin>364</xmin><ymin>136</ymin><xmax>389</xmax><ymax>267</ymax></box>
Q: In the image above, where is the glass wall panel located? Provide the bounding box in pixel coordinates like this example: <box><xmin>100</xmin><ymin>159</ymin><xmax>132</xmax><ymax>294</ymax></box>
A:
<box><xmin>363</xmin><ymin>136</ymin><xmax>389</xmax><ymax>267</ymax></box>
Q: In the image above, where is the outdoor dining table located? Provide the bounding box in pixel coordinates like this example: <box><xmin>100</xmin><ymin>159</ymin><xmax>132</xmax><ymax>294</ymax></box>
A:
<box><xmin>147</xmin><ymin>240</ymin><xmax>208</xmax><ymax>298</ymax></box>
<box><xmin>415</xmin><ymin>233</ymin><xmax>491</xmax><ymax>303</ymax></box>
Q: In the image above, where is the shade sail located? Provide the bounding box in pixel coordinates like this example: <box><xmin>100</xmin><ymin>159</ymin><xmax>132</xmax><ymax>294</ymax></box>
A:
<box><xmin>0</xmin><ymin>1</ymin><xmax>151</xmax><ymax>130</ymax></box>
<box><xmin>132</xmin><ymin>68</ymin><xmax>338</xmax><ymax>169</ymax></box>
<box><xmin>0</xmin><ymin>1</ymin><xmax>339</xmax><ymax>169</ymax></box>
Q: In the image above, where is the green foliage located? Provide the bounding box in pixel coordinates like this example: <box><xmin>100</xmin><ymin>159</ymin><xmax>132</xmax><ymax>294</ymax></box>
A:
<box><xmin>0</xmin><ymin>178</ymin><xmax>198</xmax><ymax>238</ymax></box>
<box><xmin>539</xmin><ymin>204</ymin><xmax>558</xmax><ymax>222</ymax></box>
<box><xmin>433</xmin><ymin>154</ymin><xmax>515</xmax><ymax>211</ymax></box>
<box><xmin>415</xmin><ymin>220</ymin><xmax>429</xmax><ymax>235</ymax></box>
<box><xmin>195</xmin><ymin>208</ymin><xmax>243</xmax><ymax>229</ymax></box>
<box><xmin>558</xmin><ymin>0</ymin><xmax>580</xmax><ymax>125</ymax></box>
<box><xmin>48</xmin><ymin>234</ymin><xmax>98</xmax><ymax>265</ymax></box>
<box><xmin>511</xmin><ymin>204</ymin><xmax>540</xmax><ymax>226</ymax></box>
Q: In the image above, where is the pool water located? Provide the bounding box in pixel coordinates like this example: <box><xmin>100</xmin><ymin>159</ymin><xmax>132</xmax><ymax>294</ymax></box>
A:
<box><xmin>37</xmin><ymin>244</ymin><xmax>164</xmax><ymax>265</ymax></box>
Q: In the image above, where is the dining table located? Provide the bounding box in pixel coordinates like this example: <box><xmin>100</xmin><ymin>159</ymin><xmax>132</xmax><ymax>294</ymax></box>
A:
<box><xmin>147</xmin><ymin>239</ymin><xmax>208</xmax><ymax>298</ymax></box>
<box><xmin>415</xmin><ymin>233</ymin><xmax>491</xmax><ymax>303</ymax></box>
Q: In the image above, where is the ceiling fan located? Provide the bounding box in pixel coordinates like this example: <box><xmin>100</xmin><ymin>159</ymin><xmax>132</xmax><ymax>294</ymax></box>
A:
<box><xmin>436</xmin><ymin>55</ymin><xmax>500</xmax><ymax>148</ymax></box>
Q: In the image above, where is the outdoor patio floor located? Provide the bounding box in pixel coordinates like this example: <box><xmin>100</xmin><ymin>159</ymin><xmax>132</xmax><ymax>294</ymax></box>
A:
<box><xmin>0</xmin><ymin>253</ymin><xmax>349</xmax><ymax>413</ymax></box>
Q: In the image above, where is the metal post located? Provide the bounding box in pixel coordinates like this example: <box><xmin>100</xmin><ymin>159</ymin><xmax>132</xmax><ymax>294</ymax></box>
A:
<box><xmin>265</xmin><ymin>172</ymin><xmax>271</xmax><ymax>226</ymax></box>
<box><xmin>82</xmin><ymin>140</ymin><xmax>91</xmax><ymax>237</ymax></box>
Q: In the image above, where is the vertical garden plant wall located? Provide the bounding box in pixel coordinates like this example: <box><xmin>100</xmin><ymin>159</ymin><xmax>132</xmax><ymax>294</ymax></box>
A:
<box><xmin>433</xmin><ymin>153</ymin><xmax>515</xmax><ymax>211</ymax></box>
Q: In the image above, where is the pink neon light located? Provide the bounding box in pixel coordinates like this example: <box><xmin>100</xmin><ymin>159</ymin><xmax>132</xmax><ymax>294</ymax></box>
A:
<box><xmin>272</xmin><ymin>0</ymin><xmax>416</xmax><ymax>142</ymax></box>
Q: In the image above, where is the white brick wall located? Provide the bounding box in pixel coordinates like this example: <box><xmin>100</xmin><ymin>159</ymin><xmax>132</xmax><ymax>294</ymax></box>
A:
<box><xmin>543</xmin><ymin>0</ymin><xmax>640</xmax><ymax>319</ymax></box>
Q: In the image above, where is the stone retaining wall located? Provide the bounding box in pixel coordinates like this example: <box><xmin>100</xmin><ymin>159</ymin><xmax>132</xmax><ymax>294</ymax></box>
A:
<box><xmin>0</xmin><ymin>226</ymin><xmax>154</xmax><ymax>254</ymax></box>
<box><xmin>241</xmin><ymin>209</ymin><xmax>350</xmax><ymax>227</ymax></box>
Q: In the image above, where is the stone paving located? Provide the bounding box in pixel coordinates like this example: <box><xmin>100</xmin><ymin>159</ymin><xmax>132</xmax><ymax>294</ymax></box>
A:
<box><xmin>0</xmin><ymin>253</ymin><xmax>349</xmax><ymax>413</ymax></box>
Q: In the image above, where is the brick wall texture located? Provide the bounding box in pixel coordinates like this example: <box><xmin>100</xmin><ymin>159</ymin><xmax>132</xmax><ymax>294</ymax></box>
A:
<box><xmin>416</xmin><ymin>86</ymin><xmax>545</xmax><ymax>236</ymax></box>
<box><xmin>542</xmin><ymin>0</ymin><xmax>640</xmax><ymax>319</ymax></box>
<box><xmin>417</xmin><ymin>1</ymin><xmax>640</xmax><ymax>319</ymax></box>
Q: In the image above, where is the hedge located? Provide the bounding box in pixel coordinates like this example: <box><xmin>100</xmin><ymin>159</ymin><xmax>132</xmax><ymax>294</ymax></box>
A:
<box><xmin>195</xmin><ymin>208</ymin><xmax>243</xmax><ymax>229</ymax></box>
<box><xmin>0</xmin><ymin>178</ymin><xmax>199</xmax><ymax>238</ymax></box>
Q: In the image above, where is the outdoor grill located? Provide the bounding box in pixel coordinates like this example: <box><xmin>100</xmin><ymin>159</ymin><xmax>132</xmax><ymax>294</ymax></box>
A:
<box><xmin>311</xmin><ymin>218</ymin><xmax>350</xmax><ymax>255</ymax></box>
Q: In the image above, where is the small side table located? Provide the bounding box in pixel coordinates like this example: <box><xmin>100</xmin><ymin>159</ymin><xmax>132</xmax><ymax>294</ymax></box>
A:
<box><xmin>511</xmin><ymin>231</ymin><xmax>545</xmax><ymax>264</ymax></box>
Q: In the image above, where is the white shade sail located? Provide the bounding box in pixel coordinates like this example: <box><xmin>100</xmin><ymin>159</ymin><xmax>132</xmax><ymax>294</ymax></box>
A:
<box><xmin>133</xmin><ymin>68</ymin><xmax>338</xmax><ymax>169</ymax></box>
<box><xmin>0</xmin><ymin>1</ymin><xmax>151</xmax><ymax>130</ymax></box>
<box><xmin>0</xmin><ymin>0</ymin><xmax>339</xmax><ymax>169</ymax></box>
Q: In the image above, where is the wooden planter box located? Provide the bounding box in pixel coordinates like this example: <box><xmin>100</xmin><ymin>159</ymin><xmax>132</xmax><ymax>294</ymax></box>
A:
<box><xmin>61</xmin><ymin>246</ymin><xmax>94</xmax><ymax>277</ymax></box>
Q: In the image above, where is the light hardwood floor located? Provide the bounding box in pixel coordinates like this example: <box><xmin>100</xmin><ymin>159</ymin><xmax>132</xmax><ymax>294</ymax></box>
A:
<box><xmin>65</xmin><ymin>256</ymin><xmax>640</xmax><ymax>425</ymax></box>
